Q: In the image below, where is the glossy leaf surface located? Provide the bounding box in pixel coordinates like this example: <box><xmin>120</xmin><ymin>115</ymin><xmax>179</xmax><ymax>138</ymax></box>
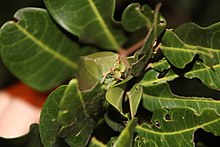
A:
<box><xmin>43</xmin><ymin>0</ymin><xmax>126</xmax><ymax>50</ymax></box>
<box><xmin>0</xmin><ymin>8</ymin><xmax>86</xmax><ymax>91</ymax></box>
<box><xmin>136</xmin><ymin>108</ymin><xmax>220</xmax><ymax>147</ymax></box>
<box><xmin>40</xmin><ymin>79</ymin><xmax>100</xmax><ymax>147</ymax></box>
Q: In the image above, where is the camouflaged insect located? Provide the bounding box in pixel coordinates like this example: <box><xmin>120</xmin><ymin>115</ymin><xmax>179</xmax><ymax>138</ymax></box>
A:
<box><xmin>81</xmin><ymin>52</ymin><xmax>128</xmax><ymax>86</ymax></box>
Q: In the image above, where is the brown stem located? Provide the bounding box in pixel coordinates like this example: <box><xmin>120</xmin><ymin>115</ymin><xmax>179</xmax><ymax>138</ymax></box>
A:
<box><xmin>119</xmin><ymin>38</ymin><xmax>145</xmax><ymax>58</ymax></box>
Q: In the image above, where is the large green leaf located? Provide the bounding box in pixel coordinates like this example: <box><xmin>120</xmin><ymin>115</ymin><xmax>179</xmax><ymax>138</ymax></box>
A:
<box><xmin>161</xmin><ymin>22</ymin><xmax>220</xmax><ymax>68</ymax></box>
<box><xmin>0</xmin><ymin>8</ymin><xmax>89</xmax><ymax>91</ymax></box>
<box><xmin>136</xmin><ymin>108</ymin><xmax>220</xmax><ymax>147</ymax></box>
<box><xmin>142</xmin><ymin>82</ymin><xmax>220</xmax><ymax>113</ymax></box>
<box><xmin>56</xmin><ymin>79</ymin><xmax>97</xmax><ymax>147</ymax></box>
<box><xmin>40</xmin><ymin>79</ymin><xmax>102</xmax><ymax>147</ymax></box>
<box><xmin>39</xmin><ymin>85</ymin><xmax>66</xmax><ymax>147</ymax></box>
<box><xmin>43</xmin><ymin>0</ymin><xmax>126</xmax><ymax>50</ymax></box>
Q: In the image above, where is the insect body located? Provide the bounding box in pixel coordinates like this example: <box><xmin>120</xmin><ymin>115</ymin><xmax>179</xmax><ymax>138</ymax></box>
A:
<box><xmin>81</xmin><ymin>52</ymin><xmax>127</xmax><ymax>85</ymax></box>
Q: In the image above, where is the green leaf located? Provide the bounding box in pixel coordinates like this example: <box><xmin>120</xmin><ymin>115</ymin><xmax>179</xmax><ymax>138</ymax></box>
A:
<box><xmin>113</xmin><ymin>118</ymin><xmax>138</xmax><ymax>147</ymax></box>
<box><xmin>150</xmin><ymin>58</ymin><xmax>171</xmax><ymax>72</ymax></box>
<box><xmin>142</xmin><ymin>82</ymin><xmax>220</xmax><ymax>114</ymax></box>
<box><xmin>136</xmin><ymin>108</ymin><xmax>220</xmax><ymax>147</ymax></box>
<box><xmin>81</xmin><ymin>83</ymin><xmax>105</xmax><ymax>116</ymax></box>
<box><xmin>64</xmin><ymin>118</ymin><xmax>94</xmax><ymax>147</ymax></box>
<box><xmin>161</xmin><ymin>22</ymin><xmax>220</xmax><ymax>68</ymax></box>
<box><xmin>106</xmin><ymin>85</ymin><xmax>125</xmax><ymax>114</ymax></box>
<box><xmin>39</xmin><ymin>85</ymin><xmax>66</xmax><ymax>147</ymax></box>
<box><xmin>122</xmin><ymin>3</ymin><xmax>166</xmax><ymax>32</ymax></box>
<box><xmin>44</xmin><ymin>0</ymin><xmax>126</xmax><ymax>50</ymax></box>
<box><xmin>56</xmin><ymin>79</ymin><xmax>96</xmax><ymax>146</ymax></box>
<box><xmin>0</xmin><ymin>8</ymin><xmax>89</xmax><ymax>91</ymax></box>
<box><xmin>126</xmin><ymin>84</ymin><xmax>143</xmax><ymax>118</ymax></box>
<box><xmin>143</xmin><ymin>58</ymin><xmax>220</xmax><ymax>91</ymax></box>
<box><xmin>184</xmin><ymin>61</ymin><xmax>220</xmax><ymax>90</ymax></box>
<box><xmin>140</xmin><ymin>69</ymin><xmax>178</xmax><ymax>87</ymax></box>
<box><xmin>40</xmin><ymin>79</ymin><xmax>99</xmax><ymax>147</ymax></box>
<box><xmin>89</xmin><ymin>138</ymin><xmax>106</xmax><ymax>147</ymax></box>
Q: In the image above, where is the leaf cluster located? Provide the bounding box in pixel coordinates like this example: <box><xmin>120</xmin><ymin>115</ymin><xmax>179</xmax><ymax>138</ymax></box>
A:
<box><xmin>1</xmin><ymin>0</ymin><xmax>220</xmax><ymax>147</ymax></box>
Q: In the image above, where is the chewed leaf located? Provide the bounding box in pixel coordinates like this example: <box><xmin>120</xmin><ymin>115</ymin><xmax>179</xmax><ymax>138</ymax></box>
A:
<box><xmin>184</xmin><ymin>61</ymin><xmax>220</xmax><ymax>90</ymax></box>
<box><xmin>136</xmin><ymin>108</ymin><xmax>220</xmax><ymax>147</ymax></box>
<box><xmin>0</xmin><ymin>8</ymin><xmax>90</xmax><ymax>91</ymax></box>
<box><xmin>44</xmin><ymin>0</ymin><xmax>126</xmax><ymax>50</ymax></box>
<box><xmin>161</xmin><ymin>22</ymin><xmax>220</xmax><ymax>68</ymax></box>
<box><xmin>142</xmin><ymin>82</ymin><xmax>220</xmax><ymax>114</ymax></box>
<box><xmin>150</xmin><ymin>58</ymin><xmax>171</xmax><ymax>72</ymax></box>
<box><xmin>140</xmin><ymin>69</ymin><xmax>178</xmax><ymax>87</ymax></box>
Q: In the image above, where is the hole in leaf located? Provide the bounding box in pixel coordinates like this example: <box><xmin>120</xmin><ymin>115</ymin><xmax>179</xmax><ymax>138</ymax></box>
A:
<box><xmin>169</xmin><ymin>77</ymin><xmax>220</xmax><ymax>100</ymax></box>
<box><xmin>157</xmin><ymin>69</ymin><xmax>169</xmax><ymax>78</ymax></box>
<box><xmin>51</xmin><ymin>139</ymin><xmax>55</xmax><ymax>143</ymax></box>
<box><xmin>159</xmin><ymin>17</ymin><xmax>166</xmax><ymax>24</ymax></box>
<box><xmin>135</xmin><ymin>136</ymin><xmax>140</xmax><ymax>141</ymax></box>
<box><xmin>165</xmin><ymin>113</ymin><xmax>171</xmax><ymax>121</ymax></box>
<box><xmin>155</xmin><ymin>121</ymin><xmax>160</xmax><ymax>128</ymax></box>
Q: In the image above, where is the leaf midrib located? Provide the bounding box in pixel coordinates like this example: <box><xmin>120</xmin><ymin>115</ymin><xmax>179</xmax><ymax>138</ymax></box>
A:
<box><xmin>88</xmin><ymin>0</ymin><xmax>120</xmax><ymax>49</ymax></box>
<box><xmin>14</xmin><ymin>23</ymin><xmax>78</xmax><ymax>69</ymax></box>
<box><xmin>143</xmin><ymin>92</ymin><xmax>220</xmax><ymax>104</ymax></box>
<box><xmin>136</xmin><ymin>117</ymin><xmax>220</xmax><ymax>135</ymax></box>
<box><xmin>160</xmin><ymin>45</ymin><xmax>213</xmax><ymax>58</ymax></box>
